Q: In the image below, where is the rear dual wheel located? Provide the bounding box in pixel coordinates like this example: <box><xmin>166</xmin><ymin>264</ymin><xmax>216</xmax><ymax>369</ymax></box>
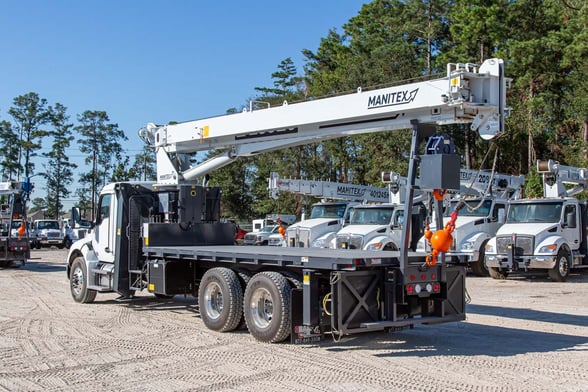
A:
<box><xmin>243</xmin><ymin>271</ymin><xmax>292</xmax><ymax>343</ymax></box>
<box><xmin>198</xmin><ymin>268</ymin><xmax>243</xmax><ymax>332</ymax></box>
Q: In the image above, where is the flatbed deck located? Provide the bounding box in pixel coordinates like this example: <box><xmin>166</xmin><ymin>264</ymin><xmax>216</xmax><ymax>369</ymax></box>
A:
<box><xmin>143</xmin><ymin>245</ymin><xmax>430</xmax><ymax>270</ymax></box>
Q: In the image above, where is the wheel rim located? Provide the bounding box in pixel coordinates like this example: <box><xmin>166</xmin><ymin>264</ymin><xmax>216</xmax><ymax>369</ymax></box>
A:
<box><xmin>558</xmin><ymin>255</ymin><xmax>569</xmax><ymax>276</ymax></box>
<box><xmin>203</xmin><ymin>282</ymin><xmax>223</xmax><ymax>320</ymax></box>
<box><xmin>71</xmin><ymin>265</ymin><xmax>84</xmax><ymax>296</ymax></box>
<box><xmin>249</xmin><ymin>287</ymin><xmax>273</xmax><ymax>329</ymax></box>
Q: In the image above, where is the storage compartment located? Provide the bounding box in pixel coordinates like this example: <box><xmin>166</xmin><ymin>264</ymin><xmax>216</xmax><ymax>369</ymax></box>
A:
<box><xmin>148</xmin><ymin>259</ymin><xmax>193</xmax><ymax>295</ymax></box>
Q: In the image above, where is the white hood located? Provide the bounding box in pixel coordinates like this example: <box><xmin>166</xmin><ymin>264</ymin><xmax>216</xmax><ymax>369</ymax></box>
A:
<box><xmin>288</xmin><ymin>218</ymin><xmax>340</xmax><ymax>230</ymax></box>
<box><xmin>337</xmin><ymin>224</ymin><xmax>385</xmax><ymax>237</ymax></box>
<box><xmin>496</xmin><ymin>222</ymin><xmax>557</xmax><ymax>237</ymax></box>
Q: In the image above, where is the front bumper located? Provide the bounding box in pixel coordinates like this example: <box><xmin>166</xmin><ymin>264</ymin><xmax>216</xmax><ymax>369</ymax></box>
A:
<box><xmin>486</xmin><ymin>254</ymin><xmax>556</xmax><ymax>270</ymax></box>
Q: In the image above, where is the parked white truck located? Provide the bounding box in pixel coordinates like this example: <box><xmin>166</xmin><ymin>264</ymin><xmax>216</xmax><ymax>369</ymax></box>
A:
<box><xmin>485</xmin><ymin>160</ymin><xmax>588</xmax><ymax>281</ymax></box>
<box><xmin>268</xmin><ymin>172</ymin><xmax>392</xmax><ymax>248</ymax></box>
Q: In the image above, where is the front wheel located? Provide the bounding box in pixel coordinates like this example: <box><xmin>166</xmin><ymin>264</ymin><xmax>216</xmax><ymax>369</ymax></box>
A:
<box><xmin>243</xmin><ymin>271</ymin><xmax>291</xmax><ymax>343</ymax></box>
<box><xmin>70</xmin><ymin>257</ymin><xmax>97</xmax><ymax>303</ymax></box>
<box><xmin>488</xmin><ymin>267</ymin><xmax>508</xmax><ymax>280</ymax></box>
<box><xmin>198</xmin><ymin>268</ymin><xmax>243</xmax><ymax>332</ymax></box>
<box><xmin>64</xmin><ymin>237</ymin><xmax>73</xmax><ymax>249</ymax></box>
<box><xmin>548</xmin><ymin>249</ymin><xmax>570</xmax><ymax>282</ymax></box>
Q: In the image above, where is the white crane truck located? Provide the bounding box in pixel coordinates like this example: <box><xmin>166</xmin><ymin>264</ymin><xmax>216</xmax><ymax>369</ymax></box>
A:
<box><xmin>420</xmin><ymin>169</ymin><xmax>525</xmax><ymax>275</ymax></box>
<box><xmin>267</xmin><ymin>172</ymin><xmax>392</xmax><ymax>248</ymax></box>
<box><xmin>331</xmin><ymin>168</ymin><xmax>523</xmax><ymax>276</ymax></box>
<box><xmin>66</xmin><ymin>58</ymin><xmax>508</xmax><ymax>343</ymax></box>
<box><xmin>485</xmin><ymin>160</ymin><xmax>588</xmax><ymax>281</ymax></box>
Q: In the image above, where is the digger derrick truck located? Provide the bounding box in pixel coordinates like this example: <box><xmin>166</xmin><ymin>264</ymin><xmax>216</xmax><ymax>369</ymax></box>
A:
<box><xmin>267</xmin><ymin>172</ymin><xmax>392</xmax><ymax>248</ymax></box>
<box><xmin>66</xmin><ymin>58</ymin><xmax>507</xmax><ymax>343</ymax></box>
<box><xmin>0</xmin><ymin>180</ymin><xmax>31</xmax><ymax>268</ymax></box>
<box><xmin>485</xmin><ymin>160</ymin><xmax>588</xmax><ymax>281</ymax></box>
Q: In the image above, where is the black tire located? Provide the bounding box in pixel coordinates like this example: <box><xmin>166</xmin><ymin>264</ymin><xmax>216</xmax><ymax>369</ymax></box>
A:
<box><xmin>235</xmin><ymin>269</ymin><xmax>252</xmax><ymax>329</ymax></box>
<box><xmin>64</xmin><ymin>237</ymin><xmax>73</xmax><ymax>249</ymax></box>
<box><xmin>548</xmin><ymin>249</ymin><xmax>570</xmax><ymax>282</ymax></box>
<box><xmin>488</xmin><ymin>266</ymin><xmax>508</xmax><ymax>280</ymax></box>
<box><xmin>70</xmin><ymin>257</ymin><xmax>97</xmax><ymax>303</ymax></box>
<box><xmin>469</xmin><ymin>243</ymin><xmax>489</xmax><ymax>276</ymax></box>
<box><xmin>243</xmin><ymin>271</ymin><xmax>291</xmax><ymax>343</ymax></box>
<box><xmin>198</xmin><ymin>267</ymin><xmax>243</xmax><ymax>332</ymax></box>
<box><xmin>280</xmin><ymin>269</ymin><xmax>302</xmax><ymax>289</ymax></box>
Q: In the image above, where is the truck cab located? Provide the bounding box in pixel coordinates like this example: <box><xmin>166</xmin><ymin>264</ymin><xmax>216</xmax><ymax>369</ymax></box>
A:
<box><xmin>286</xmin><ymin>201</ymin><xmax>356</xmax><ymax>248</ymax></box>
<box><xmin>441</xmin><ymin>197</ymin><xmax>506</xmax><ymax>275</ymax></box>
<box><xmin>485</xmin><ymin>197</ymin><xmax>587</xmax><ymax>281</ymax></box>
<box><xmin>332</xmin><ymin>203</ymin><xmax>426</xmax><ymax>251</ymax></box>
<box><xmin>32</xmin><ymin>219</ymin><xmax>65</xmax><ymax>249</ymax></box>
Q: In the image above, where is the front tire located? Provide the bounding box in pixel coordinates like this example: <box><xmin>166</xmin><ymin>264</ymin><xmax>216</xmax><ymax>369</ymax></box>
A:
<box><xmin>198</xmin><ymin>268</ymin><xmax>243</xmax><ymax>332</ymax></box>
<box><xmin>64</xmin><ymin>237</ymin><xmax>73</xmax><ymax>249</ymax></box>
<box><xmin>243</xmin><ymin>271</ymin><xmax>291</xmax><ymax>343</ymax></box>
<box><xmin>70</xmin><ymin>257</ymin><xmax>97</xmax><ymax>303</ymax></box>
<box><xmin>470</xmin><ymin>244</ymin><xmax>489</xmax><ymax>276</ymax></box>
<box><xmin>488</xmin><ymin>267</ymin><xmax>508</xmax><ymax>280</ymax></box>
<box><xmin>548</xmin><ymin>249</ymin><xmax>570</xmax><ymax>282</ymax></box>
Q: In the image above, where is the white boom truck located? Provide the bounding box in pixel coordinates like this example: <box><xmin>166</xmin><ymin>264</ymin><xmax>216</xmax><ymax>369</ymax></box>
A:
<box><xmin>66</xmin><ymin>58</ymin><xmax>507</xmax><ymax>343</ymax></box>
<box><xmin>425</xmin><ymin>169</ymin><xmax>525</xmax><ymax>275</ymax></box>
<box><xmin>332</xmin><ymin>168</ymin><xmax>524</xmax><ymax>276</ymax></box>
<box><xmin>485</xmin><ymin>160</ymin><xmax>588</xmax><ymax>281</ymax></box>
<box><xmin>267</xmin><ymin>172</ymin><xmax>392</xmax><ymax>248</ymax></box>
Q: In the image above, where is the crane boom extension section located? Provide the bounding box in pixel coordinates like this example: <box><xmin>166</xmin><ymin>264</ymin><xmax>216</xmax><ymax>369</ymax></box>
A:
<box><xmin>67</xmin><ymin>58</ymin><xmax>508</xmax><ymax>344</ymax></box>
<box><xmin>141</xmin><ymin>59</ymin><xmax>506</xmax><ymax>185</ymax></box>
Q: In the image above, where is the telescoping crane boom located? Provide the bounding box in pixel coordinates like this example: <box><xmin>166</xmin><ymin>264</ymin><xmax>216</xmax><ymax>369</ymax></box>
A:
<box><xmin>67</xmin><ymin>58</ymin><xmax>508</xmax><ymax>344</ymax></box>
<box><xmin>140</xmin><ymin>59</ymin><xmax>507</xmax><ymax>185</ymax></box>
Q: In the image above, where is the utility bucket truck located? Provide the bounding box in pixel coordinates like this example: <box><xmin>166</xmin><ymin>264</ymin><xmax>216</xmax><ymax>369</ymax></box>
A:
<box><xmin>0</xmin><ymin>181</ymin><xmax>30</xmax><ymax>268</ymax></box>
<box><xmin>67</xmin><ymin>58</ymin><xmax>508</xmax><ymax>343</ymax></box>
<box><xmin>485</xmin><ymin>160</ymin><xmax>588</xmax><ymax>281</ymax></box>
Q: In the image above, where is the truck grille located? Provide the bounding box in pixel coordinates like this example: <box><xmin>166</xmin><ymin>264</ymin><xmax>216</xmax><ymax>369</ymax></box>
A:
<box><xmin>496</xmin><ymin>235</ymin><xmax>534</xmax><ymax>256</ymax></box>
<box><xmin>268</xmin><ymin>237</ymin><xmax>282</xmax><ymax>246</ymax></box>
<box><xmin>336</xmin><ymin>235</ymin><xmax>363</xmax><ymax>249</ymax></box>
<box><xmin>47</xmin><ymin>232</ymin><xmax>60</xmax><ymax>238</ymax></box>
<box><xmin>287</xmin><ymin>229</ymin><xmax>310</xmax><ymax>247</ymax></box>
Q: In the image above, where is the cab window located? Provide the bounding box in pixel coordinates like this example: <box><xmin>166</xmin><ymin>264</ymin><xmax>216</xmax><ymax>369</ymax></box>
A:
<box><xmin>96</xmin><ymin>195</ymin><xmax>111</xmax><ymax>225</ymax></box>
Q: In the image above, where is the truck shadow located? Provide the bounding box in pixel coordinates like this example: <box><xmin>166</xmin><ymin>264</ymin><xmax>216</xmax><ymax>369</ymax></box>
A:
<box><xmin>324</xmin><ymin>317</ymin><xmax>588</xmax><ymax>357</ymax></box>
<box><xmin>19</xmin><ymin>261</ymin><xmax>66</xmax><ymax>272</ymax></box>
<box><xmin>467</xmin><ymin>303</ymin><xmax>588</xmax><ymax>327</ymax></box>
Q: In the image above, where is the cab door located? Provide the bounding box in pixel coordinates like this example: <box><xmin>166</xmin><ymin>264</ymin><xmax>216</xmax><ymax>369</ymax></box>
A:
<box><xmin>92</xmin><ymin>193</ymin><xmax>116</xmax><ymax>263</ymax></box>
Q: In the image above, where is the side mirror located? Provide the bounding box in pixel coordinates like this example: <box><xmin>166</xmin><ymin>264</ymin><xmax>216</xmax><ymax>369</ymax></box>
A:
<box><xmin>497</xmin><ymin>208</ymin><xmax>505</xmax><ymax>223</ymax></box>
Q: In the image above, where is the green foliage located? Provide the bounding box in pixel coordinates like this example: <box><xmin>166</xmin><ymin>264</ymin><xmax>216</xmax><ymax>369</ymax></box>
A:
<box><xmin>7</xmin><ymin>92</ymin><xmax>50</xmax><ymax>178</ymax></box>
<box><xmin>75</xmin><ymin>110</ymin><xmax>127</xmax><ymax>219</ymax></box>
<box><xmin>43</xmin><ymin>103</ymin><xmax>77</xmax><ymax>218</ymax></box>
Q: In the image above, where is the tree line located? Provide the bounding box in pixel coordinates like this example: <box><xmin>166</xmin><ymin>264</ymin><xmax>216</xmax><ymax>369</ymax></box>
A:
<box><xmin>1</xmin><ymin>0</ymin><xmax>585</xmax><ymax>224</ymax></box>
<box><xmin>0</xmin><ymin>93</ymin><xmax>155</xmax><ymax>219</ymax></box>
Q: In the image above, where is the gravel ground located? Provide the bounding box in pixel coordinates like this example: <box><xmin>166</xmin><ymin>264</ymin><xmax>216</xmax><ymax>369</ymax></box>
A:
<box><xmin>0</xmin><ymin>248</ymin><xmax>587</xmax><ymax>392</ymax></box>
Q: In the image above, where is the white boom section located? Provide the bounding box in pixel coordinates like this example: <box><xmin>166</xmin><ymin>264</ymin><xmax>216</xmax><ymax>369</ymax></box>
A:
<box><xmin>0</xmin><ymin>182</ymin><xmax>24</xmax><ymax>195</ymax></box>
<box><xmin>268</xmin><ymin>172</ymin><xmax>391</xmax><ymax>203</ymax></box>
<box><xmin>458</xmin><ymin>169</ymin><xmax>525</xmax><ymax>199</ymax></box>
<box><xmin>140</xmin><ymin>59</ymin><xmax>507</xmax><ymax>185</ymax></box>
<box><xmin>537</xmin><ymin>159</ymin><xmax>588</xmax><ymax>198</ymax></box>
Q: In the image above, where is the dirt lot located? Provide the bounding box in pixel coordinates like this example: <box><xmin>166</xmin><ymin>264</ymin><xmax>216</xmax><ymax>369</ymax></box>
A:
<box><xmin>0</xmin><ymin>248</ymin><xmax>587</xmax><ymax>392</ymax></box>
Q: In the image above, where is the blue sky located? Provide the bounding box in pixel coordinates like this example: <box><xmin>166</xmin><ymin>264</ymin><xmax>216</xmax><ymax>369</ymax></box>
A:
<box><xmin>0</xmin><ymin>1</ymin><xmax>366</xmax><ymax>208</ymax></box>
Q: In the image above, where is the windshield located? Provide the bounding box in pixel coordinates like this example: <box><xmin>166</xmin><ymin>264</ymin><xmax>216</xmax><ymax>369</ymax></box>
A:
<box><xmin>38</xmin><ymin>221</ymin><xmax>59</xmax><ymax>230</ymax></box>
<box><xmin>260</xmin><ymin>226</ymin><xmax>275</xmax><ymax>233</ymax></box>
<box><xmin>310</xmin><ymin>204</ymin><xmax>347</xmax><ymax>219</ymax></box>
<box><xmin>444</xmin><ymin>199</ymin><xmax>492</xmax><ymax>217</ymax></box>
<box><xmin>11</xmin><ymin>220</ymin><xmax>22</xmax><ymax>229</ymax></box>
<box><xmin>349</xmin><ymin>207</ymin><xmax>394</xmax><ymax>225</ymax></box>
<box><xmin>507</xmin><ymin>202</ymin><xmax>562</xmax><ymax>223</ymax></box>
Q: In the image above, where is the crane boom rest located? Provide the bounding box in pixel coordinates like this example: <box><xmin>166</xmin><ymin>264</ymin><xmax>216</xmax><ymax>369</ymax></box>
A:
<box><xmin>0</xmin><ymin>181</ymin><xmax>31</xmax><ymax>268</ymax></box>
<box><xmin>67</xmin><ymin>59</ymin><xmax>507</xmax><ymax>344</ymax></box>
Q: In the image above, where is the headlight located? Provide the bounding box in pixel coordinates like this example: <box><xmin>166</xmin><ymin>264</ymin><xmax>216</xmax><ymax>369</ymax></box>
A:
<box><xmin>366</xmin><ymin>242</ymin><xmax>383</xmax><ymax>251</ymax></box>
<box><xmin>538</xmin><ymin>244</ymin><xmax>557</xmax><ymax>253</ymax></box>
<box><xmin>461</xmin><ymin>241</ymin><xmax>475</xmax><ymax>251</ymax></box>
<box><xmin>485</xmin><ymin>243</ymin><xmax>494</xmax><ymax>253</ymax></box>
<box><xmin>312</xmin><ymin>239</ymin><xmax>328</xmax><ymax>248</ymax></box>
